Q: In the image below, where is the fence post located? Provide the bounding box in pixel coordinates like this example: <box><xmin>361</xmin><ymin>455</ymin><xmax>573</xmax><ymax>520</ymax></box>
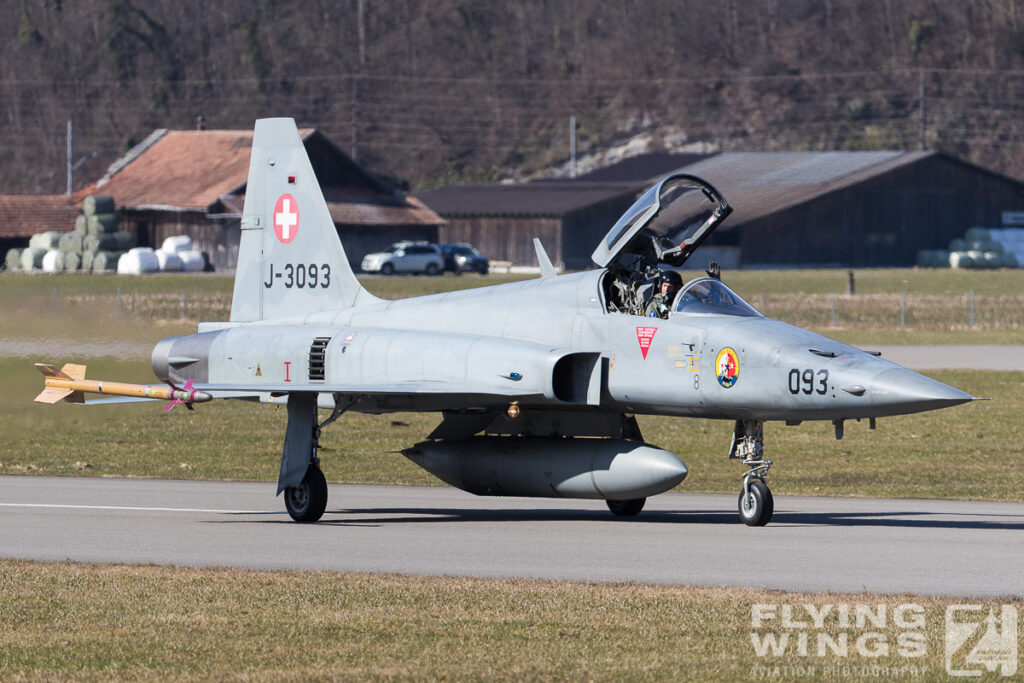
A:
<box><xmin>116</xmin><ymin>288</ymin><xmax>122</xmax><ymax>314</ymax></box>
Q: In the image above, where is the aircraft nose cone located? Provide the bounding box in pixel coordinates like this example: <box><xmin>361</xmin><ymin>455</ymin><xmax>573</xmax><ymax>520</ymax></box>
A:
<box><xmin>870</xmin><ymin>367</ymin><xmax>975</xmax><ymax>415</ymax></box>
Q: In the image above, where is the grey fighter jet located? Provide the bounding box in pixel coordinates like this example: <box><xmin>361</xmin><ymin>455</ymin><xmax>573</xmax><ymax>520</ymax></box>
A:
<box><xmin>37</xmin><ymin>118</ymin><xmax>977</xmax><ymax>526</ymax></box>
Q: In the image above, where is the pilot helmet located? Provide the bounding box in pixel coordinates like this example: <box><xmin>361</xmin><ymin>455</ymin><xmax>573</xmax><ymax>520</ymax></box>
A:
<box><xmin>659</xmin><ymin>270</ymin><xmax>683</xmax><ymax>290</ymax></box>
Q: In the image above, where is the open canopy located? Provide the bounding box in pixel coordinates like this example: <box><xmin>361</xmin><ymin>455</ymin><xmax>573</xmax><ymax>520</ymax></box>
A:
<box><xmin>591</xmin><ymin>174</ymin><xmax>732</xmax><ymax>269</ymax></box>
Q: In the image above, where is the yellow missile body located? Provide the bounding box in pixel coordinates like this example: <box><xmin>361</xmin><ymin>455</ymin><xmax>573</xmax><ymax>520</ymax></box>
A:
<box><xmin>34</xmin><ymin>363</ymin><xmax>212</xmax><ymax>405</ymax></box>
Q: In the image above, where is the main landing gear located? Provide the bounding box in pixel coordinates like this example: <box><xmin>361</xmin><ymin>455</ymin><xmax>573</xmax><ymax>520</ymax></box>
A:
<box><xmin>280</xmin><ymin>393</ymin><xmax>354</xmax><ymax>523</ymax></box>
<box><xmin>730</xmin><ymin>420</ymin><xmax>774</xmax><ymax>526</ymax></box>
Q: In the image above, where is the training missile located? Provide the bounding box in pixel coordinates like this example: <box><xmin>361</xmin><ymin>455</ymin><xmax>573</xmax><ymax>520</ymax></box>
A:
<box><xmin>34</xmin><ymin>363</ymin><xmax>212</xmax><ymax>406</ymax></box>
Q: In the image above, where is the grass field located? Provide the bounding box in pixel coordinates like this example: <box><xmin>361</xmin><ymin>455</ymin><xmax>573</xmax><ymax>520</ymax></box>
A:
<box><xmin>2</xmin><ymin>267</ymin><xmax>1024</xmax><ymax>345</ymax></box>
<box><xmin>0</xmin><ymin>560</ymin><xmax>1018</xmax><ymax>680</ymax></box>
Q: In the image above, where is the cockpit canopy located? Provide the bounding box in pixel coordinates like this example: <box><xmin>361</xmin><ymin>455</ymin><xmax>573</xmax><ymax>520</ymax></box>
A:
<box><xmin>672</xmin><ymin>277</ymin><xmax>761</xmax><ymax>318</ymax></box>
<box><xmin>591</xmin><ymin>174</ymin><xmax>732</xmax><ymax>270</ymax></box>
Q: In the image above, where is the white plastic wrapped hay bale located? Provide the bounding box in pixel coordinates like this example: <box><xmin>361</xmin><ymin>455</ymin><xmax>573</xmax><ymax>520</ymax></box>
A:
<box><xmin>90</xmin><ymin>250</ymin><xmax>126</xmax><ymax>273</ymax></box>
<box><xmin>74</xmin><ymin>215</ymin><xmax>89</xmax><ymax>235</ymax></box>
<box><xmin>964</xmin><ymin>227</ymin><xmax>990</xmax><ymax>242</ymax></box>
<box><xmin>982</xmin><ymin>252</ymin><xmax>1002</xmax><ymax>268</ymax></box>
<box><xmin>30</xmin><ymin>231</ymin><xmax>62</xmax><ymax>250</ymax></box>
<box><xmin>117</xmin><ymin>247</ymin><xmax>160</xmax><ymax>275</ymax></box>
<box><xmin>81</xmin><ymin>250</ymin><xmax>95</xmax><ymax>272</ymax></box>
<box><xmin>83</xmin><ymin>195</ymin><xmax>115</xmax><ymax>216</ymax></box>
<box><xmin>64</xmin><ymin>252</ymin><xmax>81</xmax><ymax>272</ymax></box>
<box><xmin>83</xmin><ymin>231</ymin><xmax>134</xmax><ymax>252</ymax></box>
<box><xmin>948</xmin><ymin>251</ymin><xmax>973</xmax><ymax>268</ymax></box>
<box><xmin>5</xmin><ymin>248</ymin><xmax>23</xmax><ymax>271</ymax></box>
<box><xmin>156</xmin><ymin>250</ymin><xmax>183</xmax><ymax>271</ymax></box>
<box><xmin>59</xmin><ymin>232</ymin><xmax>84</xmax><ymax>254</ymax></box>
<box><xmin>86</xmin><ymin>213</ymin><xmax>118</xmax><ymax>234</ymax></box>
<box><xmin>20</xmin><ymin>247</ymin><xmax>47</xmax><ymax>271</ymax></box>
<box><xmin>41</xmin><ymin>249</ymin><xmax>65</xmax><ymax>273</ymax></box>
<box><xmin>178</xmin><ymin>250</ymin><xmax>206</xmax><ymax>272</ymax></box>
<box><xmin>161</xmin><ymin>235</ymin><xmax>193</xmax><ymax>253</ymax></box>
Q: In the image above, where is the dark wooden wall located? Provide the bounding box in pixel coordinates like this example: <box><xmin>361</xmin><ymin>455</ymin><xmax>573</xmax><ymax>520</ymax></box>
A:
<box><xmin>439</xmin><ymin>217</ymin><xmax>562</xmax><ymax>265</ymax></box>
<box><xmin>732</xmin><ymin>156</ymin><xmax>1024</xmax><ymax>267</ymax></box>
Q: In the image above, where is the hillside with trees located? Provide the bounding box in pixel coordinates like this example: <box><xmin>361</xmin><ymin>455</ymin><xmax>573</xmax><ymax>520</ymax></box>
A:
<box><xmin>4</xmin><ymin>0</ymin><xmax>1024</xmax><ymax>194</ymax></box>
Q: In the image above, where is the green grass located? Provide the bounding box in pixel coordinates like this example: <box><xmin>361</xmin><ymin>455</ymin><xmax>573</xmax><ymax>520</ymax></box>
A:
<box><xmin>2</xmin><ymin>268</ymin><xmax>1023</xmax><ymax>344</ymax></box>
<box><xmin>0</xmin><ymin>560</ymin><xmax>1018</xmax><ymax>681</ymax></box>
<box><xmin>3</xmin><ymin>357</ymin><xmax>1021</xmax><ymax>501</ymax></box>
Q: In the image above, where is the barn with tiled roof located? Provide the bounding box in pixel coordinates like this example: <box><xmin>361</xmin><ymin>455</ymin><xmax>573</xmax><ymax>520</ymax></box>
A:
<box><xmin>66</xmin><ymin>126</ymin><xmax>443</xmax><ymax>271</ymax></box>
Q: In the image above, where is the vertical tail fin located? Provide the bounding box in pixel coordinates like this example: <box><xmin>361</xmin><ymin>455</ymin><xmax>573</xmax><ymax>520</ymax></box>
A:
<box><xmin>230</xmin><ymin>118</ymin><xmax>379</xmax><ymax>322</ymax></box>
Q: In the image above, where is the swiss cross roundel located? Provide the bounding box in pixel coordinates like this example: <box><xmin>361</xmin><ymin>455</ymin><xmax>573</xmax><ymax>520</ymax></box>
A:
<box><xmin>273</xmin><ymin>193</ymin><xmax>300</xmax><ymax>244</ymax></box>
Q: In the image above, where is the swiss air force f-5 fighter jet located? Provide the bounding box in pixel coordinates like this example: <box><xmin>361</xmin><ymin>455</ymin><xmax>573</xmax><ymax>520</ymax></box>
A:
<box><xmin>36</xmin><ymin>118</ymin><xmax>977</xmax><ymax>526</ymax></box>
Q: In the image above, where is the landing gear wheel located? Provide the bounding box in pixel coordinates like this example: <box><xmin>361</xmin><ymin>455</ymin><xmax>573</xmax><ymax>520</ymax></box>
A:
<box><xmin>738</xmin><ymin>480</ymin><xmax>772</xmax><ymax>526</ymax></box>
<box><xmin>606</xmin><ymin>498</ymin><xmax>646</xmax><ymax>516</ymax></box>
<box><xmin>284</xmin><ymin>464</ymin><xmax>328</xmax><ymax>522</ymax></box>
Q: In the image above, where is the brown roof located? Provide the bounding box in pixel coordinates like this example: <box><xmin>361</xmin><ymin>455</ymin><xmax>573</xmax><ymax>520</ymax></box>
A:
<box><xmin>72</xmin><ymin>127</ymin><xmax>442</xmax><ymax>228</ymax></box>
<box><xmin>671</xmin><ymin>151</ymin><xmax>934</xmax><ymax>226</ymax></box>
<box><xmin>0</xmin><ymin>195</ymin><xmax>78</xmax><ymax>238</ymax></box>
<box><xmin>77</xmin><ymin>128</ymin><xmax>311</xmax><ymax>211</ymax></box>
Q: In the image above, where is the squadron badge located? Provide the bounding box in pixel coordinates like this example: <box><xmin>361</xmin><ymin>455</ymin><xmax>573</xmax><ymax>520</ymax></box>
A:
<box><xmin>716</xmin><ymin>347</ymin><xmax>739</xmax><ymax>388</ymax></box>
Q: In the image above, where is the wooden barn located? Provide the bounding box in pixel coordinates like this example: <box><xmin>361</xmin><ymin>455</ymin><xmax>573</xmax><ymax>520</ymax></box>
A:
<box><xmin>75</xmin><ymin>127</ymin><xmax>442</xmax><ymax>271</ymax></box>
<box><xmin>419</xmin><ymin>181</ymin><xmax>642</xmax><ymax>270</ymax></box>
<box><xmin>684</xmin><ymin>151</ymin><xmax>1024</xmax><ymax>267</ymax></box>
<box><xmin>422</xmin><ymin>151</ymin><xmax>1024</xmax><ymax>269</ymax></box>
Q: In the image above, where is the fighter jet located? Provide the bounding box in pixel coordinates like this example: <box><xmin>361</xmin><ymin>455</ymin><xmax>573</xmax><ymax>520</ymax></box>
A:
<box><xmin>36</xmin><ymin>118</ymin><xmax>976</xmax><ymax>526</ymax></box>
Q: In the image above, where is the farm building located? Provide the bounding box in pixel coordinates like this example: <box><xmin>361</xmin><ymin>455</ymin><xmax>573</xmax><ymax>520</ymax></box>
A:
<box><xmin>420</xmin><ymin>181</ymin><xmax>643</xmax><ymax>270</ymax></box>
<box><xmin>0</xmin><ymin>126</ymin><xmax>442</xmax><ymax>272</ymax></box>
<box><xmin>421</xmin><ymin>151</ymin><xmax>1024</xmax><ymax>269</ymax></box>
<box><xmin>77</xmin><ymin>127</ymin><xmax>442</xmax><ymax>271</ymax></box>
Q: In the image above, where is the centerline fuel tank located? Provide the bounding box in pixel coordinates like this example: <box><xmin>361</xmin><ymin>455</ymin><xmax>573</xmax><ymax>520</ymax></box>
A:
<box><xmin>403</xmin><ymin>437</ymin><xmax>687</xmax><ymax>500</ymax></box>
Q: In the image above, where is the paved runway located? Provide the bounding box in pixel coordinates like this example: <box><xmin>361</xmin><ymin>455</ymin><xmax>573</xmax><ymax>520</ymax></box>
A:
<box><xmin>870</xmin><ymin>345</ymin><xmax>1024</xmax><ymax>371</ymax></box>
<box><xmin>1</xmin><ymin>476</ymin><xmax>1021</xmax><ymax>598</ymax></box>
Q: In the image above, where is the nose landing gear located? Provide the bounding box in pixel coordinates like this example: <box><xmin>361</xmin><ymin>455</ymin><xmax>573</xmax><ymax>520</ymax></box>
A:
<box><xmin>730</xmin><ymin>419</ymin><xmax>774</xmax><ymax>526</ymax></box>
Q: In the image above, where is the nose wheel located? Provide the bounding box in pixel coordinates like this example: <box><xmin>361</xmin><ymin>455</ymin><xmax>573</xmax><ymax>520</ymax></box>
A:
<box><xmin>730</xmin><ymin>419</ymin><xmax>775</xmax><ymax>526</ymax></box>
<box><xmin>738</xmin><ymin>474</ymin><xmax>773</xmax><ymax>526</ymax></box>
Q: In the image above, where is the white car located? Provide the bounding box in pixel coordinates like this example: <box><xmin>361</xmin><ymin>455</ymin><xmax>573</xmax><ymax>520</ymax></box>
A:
<box><xmin>360</xmin><ymin>242</ymin><xmax>444</xmax><ymax>275</ymax></box>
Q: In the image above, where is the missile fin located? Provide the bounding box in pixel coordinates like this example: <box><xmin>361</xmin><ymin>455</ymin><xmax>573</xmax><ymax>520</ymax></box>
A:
<box><xmin>61</xmin><ymin>363</ymin><xmax>86</xmax><ymax>380</ymax></box>
<box><xmin>35</xmin><ymin>363</ymin><xmax>71</xmax><ymax>380</ymax></box>
<box><xmin>34</xmin><ymin>387</ymin><xmax>73</xmax><ymax>404</ymax></box>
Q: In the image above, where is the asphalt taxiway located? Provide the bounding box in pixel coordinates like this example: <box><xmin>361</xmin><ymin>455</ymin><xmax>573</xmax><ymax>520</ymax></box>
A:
<box><xmin>1</xmin><ymin>476</ymin><xmax>1021</xmax><ymax>598</ymax></box>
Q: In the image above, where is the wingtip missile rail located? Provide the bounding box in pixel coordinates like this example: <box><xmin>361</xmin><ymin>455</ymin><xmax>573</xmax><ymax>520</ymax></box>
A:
<box><xmin>34</xmin><ymin>363</ymin><xmax>212</xmax><ymax>407</ymax></box>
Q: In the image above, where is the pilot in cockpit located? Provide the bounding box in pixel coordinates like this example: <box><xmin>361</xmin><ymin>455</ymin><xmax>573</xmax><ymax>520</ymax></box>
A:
<box><xmin>645</xmin><ymin>270</ymin><xmax>683</xmax><ymax>319</ymax></box>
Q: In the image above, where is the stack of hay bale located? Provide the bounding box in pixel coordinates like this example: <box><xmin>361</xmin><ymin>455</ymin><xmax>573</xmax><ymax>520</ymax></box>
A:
<box><xmin>79</xmin><ymin>195</ymin><xmax>135</xmax><ymax>273</ymax></box>
<box><xmin>916</xmin><ymin>227</ymin><xmax>1022</xmax><ymax>269</ymax></box>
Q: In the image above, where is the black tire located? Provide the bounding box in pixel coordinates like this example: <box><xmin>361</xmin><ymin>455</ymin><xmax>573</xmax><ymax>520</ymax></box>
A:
<box><xmin>607</xmin><ymin>498</ymin><xmax>646</xmax><ymax>516</ymax></box>
<box><xmin>380</xmin><ymin>263</ymin><xmax>395</xmax><ymax>275</ymax></box>
<box><xmin>425</xmin><ymin>263</ymin><xmax>440</xmax><ymax>276</ymax></box>
<box><xmin>284</xmin><ymin>464</ymin><xmax>328</xmax><ymax>523</ymax></box>
<box><xmin>738</xmin><ymin>479</ymin><xmax>772</xmax><ymax>527</ymax></box>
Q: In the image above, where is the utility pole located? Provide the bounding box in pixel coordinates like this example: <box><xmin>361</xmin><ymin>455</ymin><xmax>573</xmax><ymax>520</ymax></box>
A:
<box><xmin>357</xmin><ymin>0</ymin><xmax>366</xmax><ymax>67</ymax></box>
<box><xmin>351</xmin><ymin>75</ymin><xmax>359</xmax><ymax>161</ymax></box>
<box><xmin>66</xmin><ymin>119</ymin><xmax>72</xmax><ymax>195</ymax></box>
<box><xmin>918</xmin><ymin>69</ymin><xmax>926</xmax><ymax>151</ymax></box>
<box><xmin>570</xmin><ymin>115</ymin><xmax>577</xmax><ymax>179</ymax></box>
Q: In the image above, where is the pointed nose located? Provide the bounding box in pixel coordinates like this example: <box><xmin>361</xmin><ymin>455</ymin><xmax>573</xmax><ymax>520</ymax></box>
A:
<box><xmin>870</xmin><ymin>367</ymin><xmax>975</xmax><ymax>415</ymax></box>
